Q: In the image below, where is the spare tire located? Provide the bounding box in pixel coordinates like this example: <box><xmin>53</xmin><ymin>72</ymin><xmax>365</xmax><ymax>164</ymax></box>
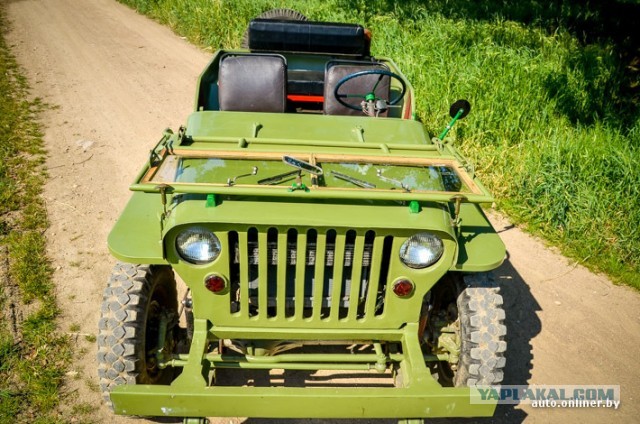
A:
<box><xmin>241</xmin><ymin>9</ymin><xmax>308</xmax><ymax>49</ymax></box>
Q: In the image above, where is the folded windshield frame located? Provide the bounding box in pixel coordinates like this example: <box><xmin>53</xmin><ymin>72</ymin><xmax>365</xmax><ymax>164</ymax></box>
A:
<box><xmin>133</xmin><ymin>149</ymin><xmax>494</xmax><ymax>203</ymax></box>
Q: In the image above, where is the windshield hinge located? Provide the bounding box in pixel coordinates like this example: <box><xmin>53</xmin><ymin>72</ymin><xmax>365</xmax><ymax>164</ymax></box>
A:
<box><xmin>175</xmin><ymin>126</ymin><xmax>185</xmax><ymax>148</ymax></box>
<box><xmin>464</xmin><ymin>160</ymin><xmax>475</xmax><ymax>178</ymax></box>
<box><xmin>450</xmin><ymin>195</ymin><xmax>465</xmax><ymax>233</ymax></box>
<box><xmin>442</xmin><ymin>142</ymin><xmax>476</xmax><ymax>178</ymax></box>
<box><xmin>156</xmin><ymin>184</ymin><xmax>171</xmax><ymax>215</ymax></box>
<box><xmin>155</xmin><ymin>184</ymin><xmax>173</xmax><ymax>238</ymax></box>
<box><xmin>431</xmin><ymin>136</ymin><xmax>444</xmax><ymax>152</ymax></box>
<box><xmin>149</xmin><ymin>128</ymin><xmax>173</xmax><ymax>167</ymax></box>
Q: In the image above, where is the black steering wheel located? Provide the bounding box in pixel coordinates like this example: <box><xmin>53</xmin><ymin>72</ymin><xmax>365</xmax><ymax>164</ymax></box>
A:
<box><xmin>333</xmin><ymin>69</ymin><xmax>407</xmax><ymax>111</ymax></box>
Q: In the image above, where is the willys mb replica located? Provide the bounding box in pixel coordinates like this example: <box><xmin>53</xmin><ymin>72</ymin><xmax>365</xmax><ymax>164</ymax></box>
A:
<box><xmin>98</xmin><ymin>12</ymin><xmax>507</xmax><ymax>423</ymax></box>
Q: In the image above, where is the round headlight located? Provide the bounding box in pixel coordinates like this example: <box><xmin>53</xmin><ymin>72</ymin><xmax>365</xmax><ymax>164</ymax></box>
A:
<box><xmin>399</xmin><ymin>232</ymin><xmax>444</xmax><ymax>269</ymax></box>
<box><xmin>176</xmin><ymin>227</ymin><xmax>221</xmax><ymax>264</ymax></box>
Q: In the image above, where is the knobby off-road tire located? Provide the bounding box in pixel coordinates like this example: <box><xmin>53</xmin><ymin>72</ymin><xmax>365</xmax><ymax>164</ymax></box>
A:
<box><xmin>429</xmin><ymin>272</ymin><xmax>506</xmax><ymax>388</ymax></box>
<box><xmin>97</xmin><ymin>263</ymin><xmax>178</xmax><ymax>408</ymax></box>
<box><xmin>454</xmin><ymin>273</ymin><xmax>507</xmax><ymax>387</ymax></box>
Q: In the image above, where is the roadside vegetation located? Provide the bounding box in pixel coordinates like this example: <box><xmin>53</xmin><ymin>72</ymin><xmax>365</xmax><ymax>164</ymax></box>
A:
<box><xmin>0</xmin><ymin>9</ymin><xmax>71</xmax><ymax>423</ymax></box>
<box><xmin>119</xmin><ymin>0</ymin><xmax>640</xmax><ymax>289</ymax></box>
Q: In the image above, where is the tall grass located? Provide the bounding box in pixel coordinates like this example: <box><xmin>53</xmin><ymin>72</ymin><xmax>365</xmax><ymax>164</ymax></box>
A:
<box><xmin>118</xmin><ymin>0</ymin><xmax>639</xmax><ymax>288</ymax></box>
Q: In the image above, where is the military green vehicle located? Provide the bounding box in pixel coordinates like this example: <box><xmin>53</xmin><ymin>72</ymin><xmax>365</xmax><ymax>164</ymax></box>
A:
<box><xmin>98</xmin><ymin>12</ymin><xmax>506</xmax><ymax>424</ymax></box>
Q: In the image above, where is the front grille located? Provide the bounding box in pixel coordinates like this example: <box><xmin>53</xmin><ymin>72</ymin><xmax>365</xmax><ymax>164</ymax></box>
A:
<box><xmin>228</xmin><ymin>228</ymin><xmax>393</xmax><ymax>321</ymax></box>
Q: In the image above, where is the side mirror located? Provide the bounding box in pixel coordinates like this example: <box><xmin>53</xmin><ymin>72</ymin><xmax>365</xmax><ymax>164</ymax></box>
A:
<box><xmin>438</xmin><ymin>99</ymin><xmax>472</xmax><ymax>141</ymax></box>
<box><xmin>449</xmin><ymin>99</ymin><xmax>471</xmax><ymax>119</ymax></box>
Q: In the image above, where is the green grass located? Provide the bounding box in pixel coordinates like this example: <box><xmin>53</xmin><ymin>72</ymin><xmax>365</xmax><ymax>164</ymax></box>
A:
<box><xmin>117</xmin><ymin>0</ymin><xmax>640</xmax><ymax>289</ymax></box>
<box><xmin>0</xmin><ymin>7</ymin><xmax>71</xmax><ymax>423</ymax></box>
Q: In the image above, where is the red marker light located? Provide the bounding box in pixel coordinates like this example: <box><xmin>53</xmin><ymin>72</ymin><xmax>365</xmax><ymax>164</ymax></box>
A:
<box><xmin>204</xmin><ymin>274</ymin><xmax>226</xmax><ymax>293</ymax></box>
<box><xmin>393</xmin><ymin>279</ymin><xmax>414</xmax><ymax>297</ymax></box>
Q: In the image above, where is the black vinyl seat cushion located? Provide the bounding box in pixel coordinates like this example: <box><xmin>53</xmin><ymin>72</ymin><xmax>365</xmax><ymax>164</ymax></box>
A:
<box><xmin>218</xmin><ymin>55</ymin><xmax>287</xmax><ymax>113</ymax></box>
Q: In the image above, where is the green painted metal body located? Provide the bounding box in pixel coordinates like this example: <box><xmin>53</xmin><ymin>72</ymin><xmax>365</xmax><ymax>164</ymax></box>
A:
<box><xmin>106</xmin><ymin>46</ymin><xmax>505</xmax><ymax>419</ymax></box>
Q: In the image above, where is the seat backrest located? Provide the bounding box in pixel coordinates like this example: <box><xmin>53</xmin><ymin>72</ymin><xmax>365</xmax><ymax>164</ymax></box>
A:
<box><xmin>323</xmin><ymin>62</ymin><xmax>390</xmax><ymax>116</ymax></box>
<box><xmin>218</xmin><ymin>54</ymin><xmax>287</xmax><ymax>113</ymax></box>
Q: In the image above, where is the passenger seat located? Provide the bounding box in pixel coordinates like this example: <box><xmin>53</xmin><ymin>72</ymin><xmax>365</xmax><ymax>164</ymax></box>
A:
<box><xmin>218</xmin><ymin>54</ymin><xmax>287</xmax><ymax>113</ymax></box>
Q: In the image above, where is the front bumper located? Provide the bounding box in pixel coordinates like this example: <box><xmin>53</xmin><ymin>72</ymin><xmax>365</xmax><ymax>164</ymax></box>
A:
<box><xmin>110</xmin><ymin>322</ymin><xmax>497</xmax><ymax>419</ymax></box>
<box><xmin>112</xmin><ymin>385</ymin><xmax>495</xmax><ymax>419</ymax></box>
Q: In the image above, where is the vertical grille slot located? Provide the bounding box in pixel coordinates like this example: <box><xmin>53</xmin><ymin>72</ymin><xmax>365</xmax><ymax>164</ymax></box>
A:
<box><xmin>335</xmin><ymin>230</ymin><xmax>356</xmax><ymax>320</ymax></box>
<box><xmin>284</xmin><ymin>229</ymin><xmax>298</xmax><ymax>318</ymax></box>
<box><xmin>347</xmin><ymin>231</ymin><xmax>365</xmax><ymax>321</ymax></box>
<box><xmin>265</xmin><ymin>228</ymin><xmax>279</xmax><ymax>318</ymax></box>
<box><xmin>375</xmin><ymin>236</ymin><xmax>394</xmax><ymax>317</ymax></box>
<box><xmin>312</xmin><ymin>231</ymin><xmax>327</xmax><ymax>320</ymax></box>
<box><xmin>302</xmin><ymin>229</ymin><xmax>317</xmax><ymax>318</ymax></box>
<box><xmin>362</xmin><ymin>231</ymin><xmax>384</xmax><ymax>319</ymax></box>
<box><xmin>356</xmin><ymin>230</ymin><xmax>376</xmax><ymax>319</ymax></box>
<box><xmin>228</xmin><ymin>231</ymin><xmax>239</xmax><ymax>313</ymax></box>
<box><xmin>247</xmin><ymin>227</ymin><xmax>259</xmax><ymax>317</ymax></box>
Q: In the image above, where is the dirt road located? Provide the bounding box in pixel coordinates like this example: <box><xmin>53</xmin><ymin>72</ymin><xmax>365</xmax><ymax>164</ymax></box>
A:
<box><xmin>4</xmin><ymin>1</ymin><xmax>640</xmax><ymax>423</ymax></box>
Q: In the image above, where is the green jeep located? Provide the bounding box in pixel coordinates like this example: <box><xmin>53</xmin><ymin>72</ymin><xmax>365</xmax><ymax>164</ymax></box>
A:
<box><xmin>98</xmin><ymin>13</ymin><xmax>507</xmax><ymax>423</ymax></box>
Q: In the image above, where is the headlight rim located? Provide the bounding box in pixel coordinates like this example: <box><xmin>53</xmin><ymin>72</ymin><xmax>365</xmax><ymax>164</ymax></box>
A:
<box><xmin>399</xmin><ymin>232</ymin><xmax>444</xmax><ymax>269</ymax></box>
<box><xmin>175</xmin><ymin>226</ymin><xmax>222</xmax><ymax>265</ymax></box>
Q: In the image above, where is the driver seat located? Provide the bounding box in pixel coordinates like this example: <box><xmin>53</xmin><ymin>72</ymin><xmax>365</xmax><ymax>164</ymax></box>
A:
<box><xmin>323</xmin><ymin>62</ymin><xmax>390</xmax><ymax>116</ymax></box>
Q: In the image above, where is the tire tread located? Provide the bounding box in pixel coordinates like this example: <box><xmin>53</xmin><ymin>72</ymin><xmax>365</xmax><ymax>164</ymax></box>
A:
<box><xmin>456</xmin><ymin>273</ymin><xmax>507</xmax><ymax>387</ymax></box>
<box><xmin>97</xmin><ymin>262</ymin><xmax>176</xmax><ymax>408</ymax></box>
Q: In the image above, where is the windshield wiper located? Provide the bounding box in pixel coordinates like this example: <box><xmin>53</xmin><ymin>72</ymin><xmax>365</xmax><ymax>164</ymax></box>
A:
<box><xmin>331</xmin><ymin>171</ymin><xmax>376</xmax><ymax>189</ymax></box>
<box><xmin>376</xmin><ymin>169</ymin><xmax>410</xmax><ymax>192</ymax></box>
<box><xmin>227</xmin><ymin>166</ymin><xmax>258</xmax><ymax>186</ymax></box>
<box><xmin>257</xmin><ymin>170</ymin><xmax>300</xmax><ymax>185</ymax></box>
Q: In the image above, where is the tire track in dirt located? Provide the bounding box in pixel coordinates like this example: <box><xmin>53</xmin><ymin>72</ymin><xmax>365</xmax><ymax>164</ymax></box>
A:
<box><xmin>5</xmin><ymin>1</ymin><xmax>640</xmax><ymax>423</ymax></box>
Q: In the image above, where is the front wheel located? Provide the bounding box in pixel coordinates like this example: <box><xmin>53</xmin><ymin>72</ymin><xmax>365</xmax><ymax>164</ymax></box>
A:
<box><xmin>426</xmin><ymin>273</ymin><xmax>507</xmax><ymax>387</ymax></box>
<box><xmin>97</xmin><ymin>263</ymin><xmax>178</xmax><ymax>407</ymax></box>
